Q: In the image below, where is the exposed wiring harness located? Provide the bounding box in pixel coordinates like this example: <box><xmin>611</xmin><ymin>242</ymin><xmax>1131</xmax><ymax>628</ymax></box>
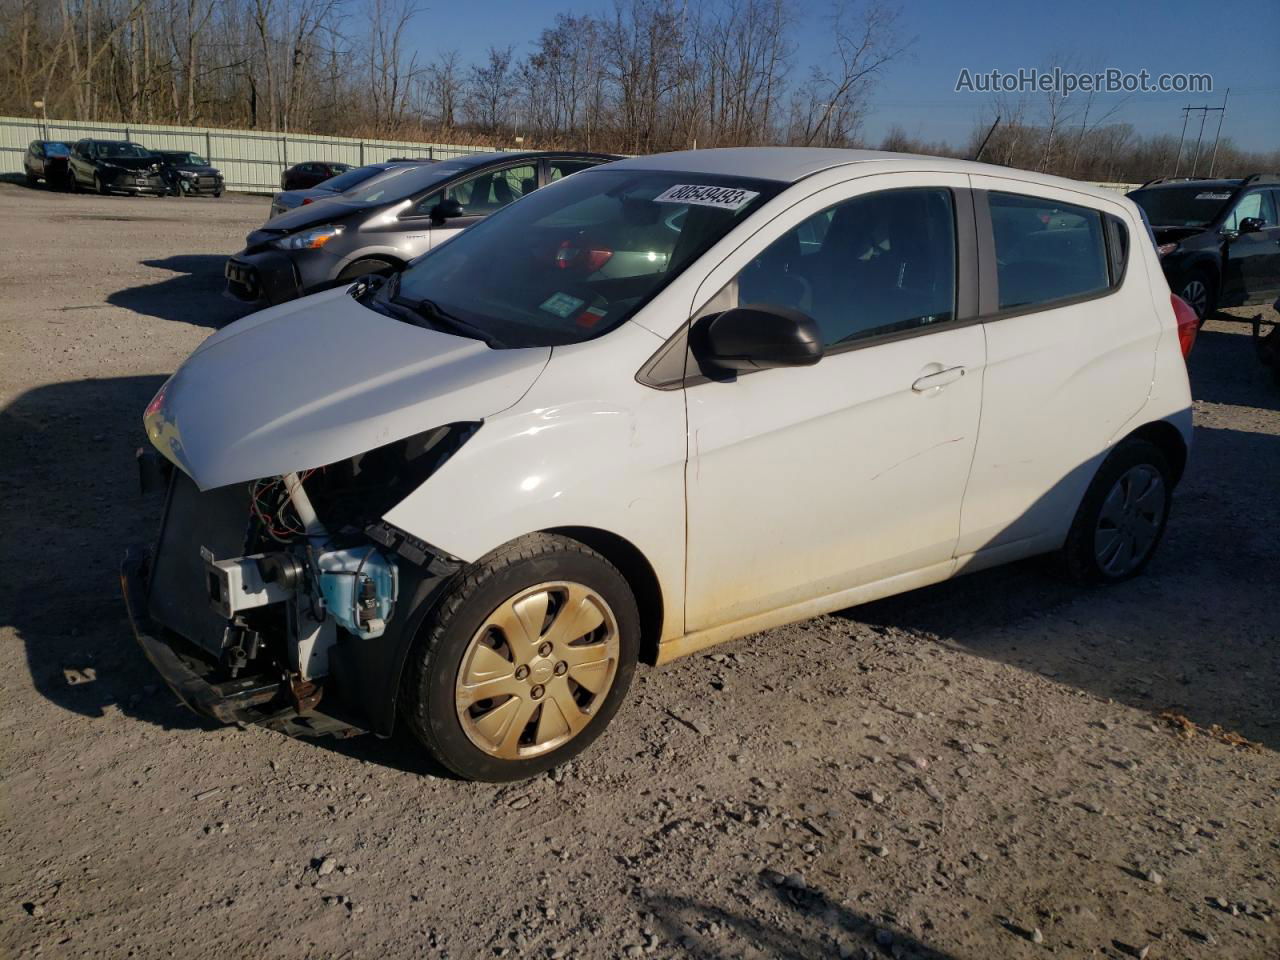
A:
<box><xmin>249</xmin><ymin>470</ymin><xmax>318</xmax><ymax>543</ymax></box>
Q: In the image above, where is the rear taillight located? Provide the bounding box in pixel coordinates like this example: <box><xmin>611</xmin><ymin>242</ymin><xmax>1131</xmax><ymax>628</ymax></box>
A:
<box><xmin>555</xmin><ymin>239</ymin><xmax>613</xmax><ymax>272</ymax></box>
<box><xmin>302</xmin><ymin>197</ymin><xmax>315</xmax><ymax>205</ymax></box>
<box><xmin>1171</xmin><ymin>293</ymin><xmax>1198</xmax><ymax>359</ymax></box>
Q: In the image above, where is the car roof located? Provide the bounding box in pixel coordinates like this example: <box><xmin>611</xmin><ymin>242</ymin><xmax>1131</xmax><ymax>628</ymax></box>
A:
<box><xmin>1134</xmin><ymin>178</ymin><xmax>1241</xmax><ymax>191</ymax></box>
<box><xmin>442</xmin><ymin>150</ymin><xmax>619</xmax><ymax>170</ymax></box>
<box><xmin>608</xmin><ymin>147</ymin><xmax>1130</xmax><ymax>201</ymax></box>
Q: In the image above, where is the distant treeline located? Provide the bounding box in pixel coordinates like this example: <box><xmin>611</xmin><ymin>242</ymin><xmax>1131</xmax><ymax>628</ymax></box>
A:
<box><xmin>2</xmin><ymin>0</ymin><xmax>1274</xmax><ymax>180</ymax></box>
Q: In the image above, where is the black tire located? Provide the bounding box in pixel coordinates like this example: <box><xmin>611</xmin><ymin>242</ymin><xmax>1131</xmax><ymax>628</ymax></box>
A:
<box><xmin>94</xmin><ymin>173</ymin><xmax>108</xmax><ymax>196</ymax></box>
<box><xmin>24</xmin><ymin>172</ymin><xmax>38</xmax><ymax>187</ymax></box>
<box><xmin>212</xmin><ymin>190</ymin><xmax>222</xmax><ymax>198</ymax></box>
<box><xmin>68</xmin><ymin>171</ymin><xmax>80</xmax><ymax>193</ymax></box>
<box><xmin>1057</xmin><ymin>438</ymin><xmax>1173</xmax><ymax>585</ymax></box>
<box><xmin>1177</xmin><ymin>270</ymin><xmax>1216</xmax><ymax>325</ymax></box>
<box><xmin>335</xmin><ymin>257</ymin><xmax>397</xmax><ymax>284</ymax></box>
<box><xmin>400</xmin><ymin>533</ymin><xmax>640</xmax><ymax>782</ymax></box>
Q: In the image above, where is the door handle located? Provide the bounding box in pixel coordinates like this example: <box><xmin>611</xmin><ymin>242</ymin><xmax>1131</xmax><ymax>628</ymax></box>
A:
<box><xmin>912</xmin><ymin>365</ymin><xmax>966</xmax><ymax>393</ymax></box>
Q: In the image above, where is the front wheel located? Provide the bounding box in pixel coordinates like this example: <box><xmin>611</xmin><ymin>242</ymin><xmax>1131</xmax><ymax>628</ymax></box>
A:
<box><xmin>24</xmin><ymin>171</ymin><xmax>37</xmax><ymax>187</ymax></box>
<box><xmin>335</xmin><ymin>257</ymin><xmax>396</xmax><ymax>284</ymax></box>
<box><xmin>1057</xmin><ymin>438</ymin><xmax>1173</xmax><ymax>585</ymax></box>
<box><xmin>94</xmin><ymin>173</ymin><xmax>108</xmax><ymax>196</ymax></box>
<box><xmin>400</xmin><ymin>533</ymin><xmax>639</xmax><ymax>781</ymax></box>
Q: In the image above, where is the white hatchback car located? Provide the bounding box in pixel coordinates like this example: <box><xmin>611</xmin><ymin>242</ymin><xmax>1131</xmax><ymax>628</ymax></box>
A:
<box><xmin>127</xmin><ymin>148</ymin><xmax>1194</xmax><ymax>781</ymax></box>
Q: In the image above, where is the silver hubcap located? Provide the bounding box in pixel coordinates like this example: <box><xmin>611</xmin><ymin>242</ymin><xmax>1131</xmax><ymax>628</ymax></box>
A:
<box><xmin>455</xmin><ymin>581</ymin><xmax>619</xmax><ymax>760</ymax></box>
<box><xmin>1094</xmin><ymin>465</ymin><xmax>1165</xmax><ymax>576</ymax></box>
<box><xmin>1181</xmin><ymin>279</ymin><xmax>1207</xmax><ymax>317</ymax></box>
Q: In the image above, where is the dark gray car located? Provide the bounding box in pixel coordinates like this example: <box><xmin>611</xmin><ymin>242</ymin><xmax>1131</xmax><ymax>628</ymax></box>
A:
<box><xmin>226</xmin><ymin>151</ymin><xmax>616</xmax><ymax>305</ymax></box>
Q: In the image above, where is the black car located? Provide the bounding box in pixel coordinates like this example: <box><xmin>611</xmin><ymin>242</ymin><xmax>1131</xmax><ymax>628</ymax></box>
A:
<box><xmin>280</xmin><ymin>160</ymin><xmax>354</xmax><ymax>191</ymax></box>
<box><xmin>268</xmin><ymin>159</ymin><xmax>433</xmax><ymax>219</ymax></box>
<box><xmin>227</xmin><ymin>151</ymin><xmax>616</xmax><ymax>304</ymax></box>
<box><xmin>156</xmin><ymin>151</ymin><xmax>224</xmax><ymax>197</ymax></box>
<box><xmin>23</xmin><ymin>140</ymin><xmax>74</xmax><ymax>188</ymax></box>
<box><xmin>68</xmin><ymin>140</ymin><xmax>167</xmax><ymax>196</ymax></box>
<box><xmin>1128</xmin><ymin>174</ymin><xmax>1280</xmax><ymax>320</ymax></box>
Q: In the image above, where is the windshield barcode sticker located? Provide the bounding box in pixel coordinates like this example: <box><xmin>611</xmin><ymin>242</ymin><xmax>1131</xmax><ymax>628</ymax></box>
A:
<box><xmin>654</xmin><ymin>184</ymin><xmax>759</xmax><ymax>211</ymax></box>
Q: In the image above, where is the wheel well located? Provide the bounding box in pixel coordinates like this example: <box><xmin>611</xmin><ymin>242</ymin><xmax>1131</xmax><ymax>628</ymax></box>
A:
<box><xmin>337</xmin><ymin>255</ymin><xmax>403</xmax><ymax>281</ymax></box>
<box><xmin>546</xmin><ymin>526</ymin><xmax>664</xmax><ymax>666</ymax></box>
<box><xmin>1126</xmin><ymin>420</ymin><xmax>1188</xmax><ymax>484</ymax></box>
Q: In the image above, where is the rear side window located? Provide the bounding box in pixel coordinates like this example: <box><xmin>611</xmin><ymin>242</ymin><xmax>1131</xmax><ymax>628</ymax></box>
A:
<box><xmin>547</xmin><ymin>159</ymin><xmax>598</xmax><ymax>182</ymax></box>
<box><xmin>990</xmin><ymin>192</ymin><xmax>1109</xmax><ymax>310</ymax></box>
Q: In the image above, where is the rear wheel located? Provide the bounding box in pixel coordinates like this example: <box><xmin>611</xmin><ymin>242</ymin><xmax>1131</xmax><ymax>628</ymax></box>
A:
<box><xmin>1177</xmin><ymin>270</ymin><xmax>1216</xmax><ymax>324</ymax></box>
<box><xmin>401</xmin><ymin>533</ymin><xmax>639</xmax><ymax>782</ymax></box>
<box><xmin>1058</xmin><ymin>438</ymin><xmax>1173</xmax><ymax>585</ymax></box>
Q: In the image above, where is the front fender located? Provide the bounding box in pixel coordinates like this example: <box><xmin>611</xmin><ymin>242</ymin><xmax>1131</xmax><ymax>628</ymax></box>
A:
<box><xmin>382</xmin><ymin>321</ymin><xmax>688</xmax><ymax>643</ymax></box>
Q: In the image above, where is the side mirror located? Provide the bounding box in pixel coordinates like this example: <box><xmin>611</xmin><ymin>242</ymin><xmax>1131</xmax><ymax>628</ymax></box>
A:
<box><xmin>695</xmin><ymin>305</ymin><xmax>824</xmax><ymax>372</ymax></box>
<box><xmin>1237</xmin><ymin>216</ymin><xmax>1265</xmax><ymax>236</ymax></box>
<box><xmin>430</xmin><ymin>198</ymin><xmax>465</xmax><ymax>223</ymax></box>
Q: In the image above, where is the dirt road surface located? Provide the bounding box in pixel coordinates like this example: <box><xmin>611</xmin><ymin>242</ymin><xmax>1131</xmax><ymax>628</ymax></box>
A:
<box><xmin>1</xmin><ymin>183</ymin><xmax>1277</xmax><ymax>960</ymax></box>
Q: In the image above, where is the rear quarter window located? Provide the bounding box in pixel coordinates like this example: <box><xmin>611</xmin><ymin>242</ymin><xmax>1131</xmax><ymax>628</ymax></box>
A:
<box><xmin>989</xmin><ymin>192</ymin><xmax>1111</xmax><ymax>311</ymax></box>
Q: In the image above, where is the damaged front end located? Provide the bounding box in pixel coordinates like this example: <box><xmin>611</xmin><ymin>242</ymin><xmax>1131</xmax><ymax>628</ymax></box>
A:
<box><xmin>122</xmin><ymin>424</ymin><xmax>475</xmax><ymax>737</ymax></box>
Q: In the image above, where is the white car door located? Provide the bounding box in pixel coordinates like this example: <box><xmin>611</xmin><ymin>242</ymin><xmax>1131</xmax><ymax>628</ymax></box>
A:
<box><xmin>955</xmin><ymin>179</ymin><xmax>1162</xmax><ymax>566</ymax></box>
<box><xmin>681</xmin><ymin>174</ymin><xmax>985</xmax><ymax>633</ymax></box>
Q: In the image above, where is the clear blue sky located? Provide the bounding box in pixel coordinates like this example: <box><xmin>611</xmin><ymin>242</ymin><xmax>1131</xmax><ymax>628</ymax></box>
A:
<box><xmin>406</xmin><ymin>0</ymin><xmax>1278</xmax><ymax>152</ymax></box>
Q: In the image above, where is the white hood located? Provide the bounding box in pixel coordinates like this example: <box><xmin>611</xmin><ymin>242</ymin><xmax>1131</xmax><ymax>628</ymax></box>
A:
<box><xmin>145</xmin><ymin>288</ymin><xmax>550</xmax><ymax>490</ymax></box>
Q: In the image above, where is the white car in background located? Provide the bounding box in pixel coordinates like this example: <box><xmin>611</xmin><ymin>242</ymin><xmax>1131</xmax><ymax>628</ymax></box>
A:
<box><xmin>126</xmin><ymin>147</ymin><xmax>1195</xmax><ymax>782</ymax></box>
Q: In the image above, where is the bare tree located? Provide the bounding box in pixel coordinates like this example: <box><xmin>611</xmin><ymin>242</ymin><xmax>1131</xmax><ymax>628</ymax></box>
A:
<box><xmin>787</xmin><ymin>2</ymin><xmax>910</xmax><ymax>147</ymax></box>
<box><xmin>424</xmin><ymin>48</ymin><xmax>462</xmax><ymax>130</ymax></box>
<box><xmin>465</xmin><ymin>45</ymin><xmax>514</xmax><ymax>133</ymax></box>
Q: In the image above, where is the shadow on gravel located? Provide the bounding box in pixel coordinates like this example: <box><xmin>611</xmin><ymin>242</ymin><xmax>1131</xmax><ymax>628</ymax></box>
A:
<box><xmin>1</xmin><ymin>375</ymin><xmax>207</xmax><ymax>731</ymax></box>
<box><xmin>1186</xmin><ymin>326</ymin><xmax>1280</xmax><ymax>411</ymax></box>
<box><xmin>638</xmin><ymin>874</ymin><xmax>958</xmax><ymax>959</ymax></box>
<box><xmin>107</xmin><ymin>255</ymin><xmax>256</xmax><ymax>328</ymax></box>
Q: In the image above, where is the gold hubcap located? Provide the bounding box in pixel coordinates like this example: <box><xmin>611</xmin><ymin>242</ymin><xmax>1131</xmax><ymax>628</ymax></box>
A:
<box><xmin>455</xmin><ymin>581</ymin><xmax>619</xmax><ymax>760</ymax></box>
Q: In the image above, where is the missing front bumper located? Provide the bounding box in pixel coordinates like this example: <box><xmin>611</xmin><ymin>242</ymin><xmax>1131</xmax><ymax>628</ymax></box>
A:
<box><xmin>120</xmin><ymin>545</ymin><xmax>280</xmax><ymax>724</ymax></box>
<box><xmin>121</xmin><ymin>546</ymin><xmax>365</xmax><ymax>737</ymax></box>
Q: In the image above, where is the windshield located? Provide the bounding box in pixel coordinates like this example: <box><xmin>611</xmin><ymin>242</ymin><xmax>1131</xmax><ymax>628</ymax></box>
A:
<box><xmin>341</xmin><ymin>155</ymin><xmax>500</xmax><ymax>205</ymax></box>
<box><xmin>164</xmin><ymin>152</ymin><xmax>206</xmax><ymax>164</ymax></box>
<box><xmin>45</xmin><ymin>142</ymin><xmax>71</xmax><ymax>157</ymax></box>
<box><xmin>388</xmin><ymin>168</ymin><xmax>781</xmax><ymax>348</ymax></box>
<box><xmin>98</xmin><ymin>141</ymin><xmax>153</xmax><ymax>160</ymax></box>
<box><xmin>1129</xmin><ymin>186</ymin><xmax>1235</xmax><ymax>227</ymax></box>
<box><xmin>318</xmin><ymin>163</ymin><xmax>397</xmax><ymax>193</ymax></box>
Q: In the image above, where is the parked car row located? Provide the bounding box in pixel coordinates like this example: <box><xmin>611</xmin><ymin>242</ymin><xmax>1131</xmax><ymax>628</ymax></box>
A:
<box><xmin>23</xmin><ymin>138</ymin><xmax>225</xmax><ymax>197</ymax></box>
<box><xmin>128</xmin><ymin>146</ymin><xmax>1207</xmax><ymax>783</ymax></box>
<box><xmin>22</xmin><ymin>139</ymin><xmax>398</xmax><ymax>201</ymax></box>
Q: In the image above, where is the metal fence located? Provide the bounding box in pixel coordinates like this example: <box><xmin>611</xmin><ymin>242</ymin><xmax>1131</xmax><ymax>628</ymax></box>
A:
<box><xmin>2</xmin><ymin>114</ymin><xmax>1143</xmax><ymax>197</ymax></box>
<box><xmin>0</xmin><ymin>115</ymin><xmax>511</xmax><ymax>193</ymax></box>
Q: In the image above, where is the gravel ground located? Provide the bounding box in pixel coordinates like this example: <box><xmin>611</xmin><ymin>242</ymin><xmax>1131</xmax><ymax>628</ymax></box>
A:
<box><xmin>0</xmin><ymin>182</ymin><xmax>1277</xmax><ymax>960</ymax></box>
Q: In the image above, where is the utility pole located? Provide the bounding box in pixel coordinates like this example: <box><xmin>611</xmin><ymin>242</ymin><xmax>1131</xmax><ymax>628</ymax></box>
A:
<box><xmin>1173</xmin><ymin>107</ymin><xmax>1190</xmax><ymax>176</ymax></box>
<box><xmin>1174</xmin><ymin>102</ymin><xmax>1226</xmax><ymax>178</ymax></box>
<box><xmin>1208</xmin><ymin>88</ymin><xmax>1229</xmax><ymax>177</ymax></box>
